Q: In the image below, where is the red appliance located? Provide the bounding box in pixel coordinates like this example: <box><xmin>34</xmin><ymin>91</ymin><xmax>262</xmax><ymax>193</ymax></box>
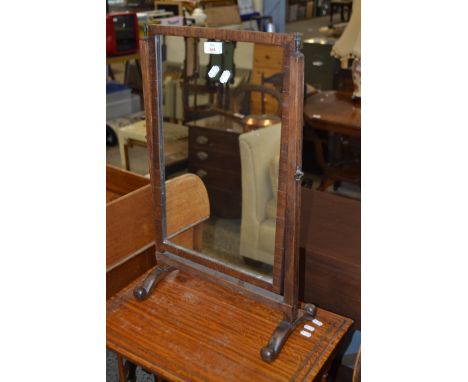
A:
<box><xmin>106</xmin><ymin>12</ymin><xmax>139</xmax><ymax>56</ymax></box>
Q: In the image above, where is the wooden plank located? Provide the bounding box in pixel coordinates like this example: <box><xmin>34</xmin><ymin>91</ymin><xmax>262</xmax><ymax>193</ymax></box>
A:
<box><xmin>107</xmin><ymin>185</ymin><xmax>154</xmax><ymax>269</ymax></box>
<box><xmin>141</xmin><ymin>36</ymin><xmax>164</xmax><ymax>248</ymax></box>
<box><xmin>148</xmin><ymin>25</ymin><xmax>295</xmax><ymax>46</ymax></box>
<box><xmin>106</xmin><ymin>164</ymin><xmax>149</xmax><ymax>196</ymax></box>
<box><xmin>107</xmin><ymin>244</ymin><xmax>156</xmax><ymax>299</ymax></box>
<box><xmin>165</xmin><ymin>174</ymin><xmax>210</xmax><ymax>236</ymax></box>
<box><xmin>282</xmin><ymin>36</ymin><xmax>304</xmax><ymax>321</ymax></box>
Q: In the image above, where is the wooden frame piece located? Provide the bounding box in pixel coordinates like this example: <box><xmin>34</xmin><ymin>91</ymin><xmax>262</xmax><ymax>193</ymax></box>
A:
<box><xmin>140</xmin><ymin>25</ymin><xmax>304</xmax><ymax>323</ymax></box>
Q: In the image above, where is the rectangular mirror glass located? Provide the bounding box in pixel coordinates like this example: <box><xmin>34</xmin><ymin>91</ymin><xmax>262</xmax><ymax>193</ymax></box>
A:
<box><xmin>159</xmin><ymin>35</ymin><xmax>284</xmax><ymax>284</ymax></box>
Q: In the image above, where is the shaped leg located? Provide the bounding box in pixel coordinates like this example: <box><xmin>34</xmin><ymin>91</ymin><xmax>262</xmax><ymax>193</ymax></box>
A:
<box><xmin>261</xmin><ymin>304</ymin><xmax>317</xmax><ymax>362</ymax></box>
<box><xmin>133</xmin><ymin>265</ymin><xmax>177</xmax><ymax>301</ymax></box>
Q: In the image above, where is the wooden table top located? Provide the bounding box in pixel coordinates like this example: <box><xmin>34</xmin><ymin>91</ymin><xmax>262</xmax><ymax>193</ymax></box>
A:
<box><xmin>107</xmin><ymin>268</ymin><xmax>353</xmax><ymax>382</ymax></box>
<box><xmin>303</xmin><ymin>91</ymin><xmax>361</xmax><ymax>136</ymax></box>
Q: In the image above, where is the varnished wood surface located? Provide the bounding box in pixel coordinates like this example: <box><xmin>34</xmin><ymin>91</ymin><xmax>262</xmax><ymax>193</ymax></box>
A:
<box><xmin>107</xmin><ymin>244</ymin><xmax>156</xmax><ymax>299</ymax></box>
<box><xmin>107</xmin><ymin>184</ymin><xmax>154</xmax><ymax>269</ymax></box>
<box><xmin>107</xmin><ymin>165</ymin><xmax>153</xmax><ymax>270</ymax></box>
<box><xmin>149</xmin><ymin>24</ymin><xmax>295</xmax><ymax>46</ymax></box>
<box><xmin>165</xmin><ymin>174</ymin><xmax>210</xmax><ymax>237</ymax></box>
<box><xmin>281</xmin><ymin>40</ymin><xmax>304</xmax><ymax>320</ymax></box>
<box><xmin>107</xmin><ymin>268</ymin><xmax>353</xmax><ymax>382</ymax></box>
<box><xmin>107</xmin><ymin>189</ymin><xmax>122</xmax><ymax>203</ymax></box>
<box><xmin>303</xmin><ymin>91</ymin><xmax>361</xmax><ymax>136</ymax></box>
<box><xmin>107</xmin><ymin>164</ymin><xmax>150</xmax><ymax>197</ymax></box>
<box><xmin>300</xmin><ymin>188</ymin><xmax>360</xmax><ymax>329</ymax></box>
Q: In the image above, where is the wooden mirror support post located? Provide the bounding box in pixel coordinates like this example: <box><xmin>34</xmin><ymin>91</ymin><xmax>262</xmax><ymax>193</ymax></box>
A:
<box><xmin>260</xmin><ymin>34</ymin><xmax>310</xmax><ymax>363</ymax></box>
<box><xmin>135</xmin><ymin>24</ymin><xmax>308</xmax><ymax>363</ymax></box>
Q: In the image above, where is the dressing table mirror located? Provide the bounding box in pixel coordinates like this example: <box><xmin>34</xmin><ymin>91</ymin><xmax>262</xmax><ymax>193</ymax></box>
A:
<box><xmin>133</xmin><ymin>25</ymin><xmax>309</xmax><ymax>362</ymax></box>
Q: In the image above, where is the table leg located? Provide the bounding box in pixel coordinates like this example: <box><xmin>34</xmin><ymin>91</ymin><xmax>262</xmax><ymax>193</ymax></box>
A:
<box><xmin>123</xmin><ymin>143</ymin><xmax>130</xmax><ymax>171</ymax></box>
<box><xmin>117</xmin><ymin>354</ymin><xmax>126</xmax><ymax>381</ymax></box>
<box><xmin>124</xmin><ymin>61</ymin><xmax>131</xmax><ymax>87</ymax></box>
<box><xmin>116</xmin><ymin>354</ymin><xmax>137</xmax><ymax>382</ymax></box>
<box><xmin>108</xmin><ymin>64</ymin><xmax>115</xmax><ymax>80</ymax></box>
<box><xmin>118</xmin><ymin>135</ymin><xmax>128</xmax><ymax>170</ymax></box>
<box><xmin>136</xmin><ymin>59</ymin><xmax>142</xmax><ymax>82</ymax></box>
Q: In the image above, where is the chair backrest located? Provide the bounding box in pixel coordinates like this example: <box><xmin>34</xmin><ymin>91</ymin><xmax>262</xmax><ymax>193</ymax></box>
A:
<box><xmin>232</xmin><ymin>83</ymin><xmax>282</xmax><ymax>115</ymax></box>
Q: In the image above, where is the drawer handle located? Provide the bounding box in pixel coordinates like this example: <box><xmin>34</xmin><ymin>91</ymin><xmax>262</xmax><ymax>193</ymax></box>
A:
<box><xmin>196</xmin><ymin>135</ymin><xmax>208</xmax><ymax>145</ymax></box>
<box><xmin>197</xmin><ymin>151</ymin><xmax>208</xmax><ymax>160</ymax></box>
<box><xmin>196</xmin><ymin>169</ymin><xmax>207</xmax><ymax>179</ymax></box>
<box><xmin>312</xmin><ymin>60</ymin><xmax>324</xmax><ymax>67</ymax></box>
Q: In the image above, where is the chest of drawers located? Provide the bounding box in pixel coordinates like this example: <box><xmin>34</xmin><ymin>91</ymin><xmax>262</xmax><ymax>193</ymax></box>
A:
<box><xmin>187</xmin><ymin>115</ymin><xmax>244</xmax><ymax>218</ymax></box>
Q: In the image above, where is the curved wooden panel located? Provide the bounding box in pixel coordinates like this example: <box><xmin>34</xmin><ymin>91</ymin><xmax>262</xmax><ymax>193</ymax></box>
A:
<box><xmin>165</xmin><ymin>173</ymin><xmax>210</xmax><ymax>236</ymax></box>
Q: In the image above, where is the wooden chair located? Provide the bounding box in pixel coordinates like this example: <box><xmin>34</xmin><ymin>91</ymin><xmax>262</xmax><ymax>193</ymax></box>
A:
<box><xmin>232</xmin><ymin>83</ymin><xmax>282</xmax><ymax>116</ymax></box>
<box><xmin>181</xmin><ymin>36</ymin><xmax>222</xmax><ymax>123</ymax></box>
<box><xmin>307</xmin><ymin>127</ymin><xmax>360</xmax><ymax>191</ymax></box>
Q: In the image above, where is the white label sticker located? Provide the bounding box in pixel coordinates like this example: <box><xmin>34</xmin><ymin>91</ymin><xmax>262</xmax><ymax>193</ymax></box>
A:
<box><xmin>304</xmin><ymin>324</ymin><xmax>315</xmax><ymax>332</ymax></box>
<box><xmin>300</xmin><ymin>330</ymin><xmax>312</xmax><ymax>338</ymax></box>
<box><xmin>312</xmin><ymin>319</ymin><xmax>323</xmax><ymax>327</ymax></box>
<box><xmin>204</xmin><ymin>41</ymin><xmax>223</xmax><ymax>54</ymax></box>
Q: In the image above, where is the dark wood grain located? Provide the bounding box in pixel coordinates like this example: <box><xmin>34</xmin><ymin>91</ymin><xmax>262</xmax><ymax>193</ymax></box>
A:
<box><xmin>281</xmin><ymin>36</ymin><xmax>304</xmax><ymax>321</ymax></box>
<box><xmin>140</xmin><ymin>35</ymin><xmax>164</xmax><ymax>248</ymax></box>
<box><xmin>299</xmin><ymin>188</ymin><xmax>361</xmax><ymax>330</ymax></box>
<box><xmin>107</xmin><ymin>267</ymin><xmax>353</xmax><ymax>382</ymax></box>
<box><xmin>106</xmin><ymin>164</ymin><xmax>149</xmax><ymax>196</ymax></box>
<box><xmin>148</xmin><ymin>24</ymin><xmax>295</xmax><ymax>46</ymax></box>
<box><xmin>303</xmin><ymin>91</ymin><xmax>361</xmax><ymax>190</ymax></box>
<box><xmin>187</xmin><ymin>117</ymin><xmax>243</xmax><ymax>218</ymax></box>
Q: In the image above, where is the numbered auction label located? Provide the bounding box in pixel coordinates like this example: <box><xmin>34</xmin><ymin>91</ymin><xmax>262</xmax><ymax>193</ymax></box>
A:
<box><xmin>204</xmin><ymin>41</ymin><xmax>223</xmax><ymax>55</ymax></box>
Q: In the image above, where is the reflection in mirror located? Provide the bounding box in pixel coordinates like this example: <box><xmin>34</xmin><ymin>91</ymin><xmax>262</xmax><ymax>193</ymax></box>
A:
<box><xmin>160</xmin><ymin>36</ymin><xmax>284</xmax><ymax>284</ymax></box>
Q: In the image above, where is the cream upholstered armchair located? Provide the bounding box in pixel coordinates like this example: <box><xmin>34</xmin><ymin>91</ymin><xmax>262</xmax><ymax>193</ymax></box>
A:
<box><xmin>239</xmin><ymin>124</ymin><xmax>281</xmax><ymax>266</ymax></box>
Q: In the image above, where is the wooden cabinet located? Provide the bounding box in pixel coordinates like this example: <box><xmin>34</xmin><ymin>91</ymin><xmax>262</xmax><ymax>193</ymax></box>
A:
<box><xmin>187</xmin><ymin>115</ymin><xmax>244</xmax><ymax>218</ymax></box>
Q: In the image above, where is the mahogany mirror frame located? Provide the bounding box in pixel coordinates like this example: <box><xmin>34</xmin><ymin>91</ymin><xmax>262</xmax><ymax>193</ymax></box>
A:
<box><xmin>140</xmin><ymin>24</ymin><xmax>304</xmax><ymax>323</ymax></box>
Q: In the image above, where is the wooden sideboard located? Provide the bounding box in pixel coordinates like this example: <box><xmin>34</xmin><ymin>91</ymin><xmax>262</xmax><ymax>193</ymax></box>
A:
<box><xmin>187</xmin><ymin>115</ymin><xmax>244</xmax><ymax>218</ymax></box>
<box><xmin>300</xmin><ymin>188</ymin><xmax>361</xmax><ymax>330</ymax></box>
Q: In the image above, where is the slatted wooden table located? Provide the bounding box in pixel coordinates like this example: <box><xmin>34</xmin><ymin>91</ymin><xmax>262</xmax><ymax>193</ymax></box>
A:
<box><xmin>107</xmin><ymin>267</ymin><xmax>353</xmax><ymax>382</ymax></box>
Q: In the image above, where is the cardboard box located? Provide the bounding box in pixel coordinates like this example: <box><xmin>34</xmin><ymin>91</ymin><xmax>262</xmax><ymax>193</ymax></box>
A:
<box><xmin>204</xmin><ymin>5</ymin><xmax>241</xmax><ymax>27</ymax></box>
